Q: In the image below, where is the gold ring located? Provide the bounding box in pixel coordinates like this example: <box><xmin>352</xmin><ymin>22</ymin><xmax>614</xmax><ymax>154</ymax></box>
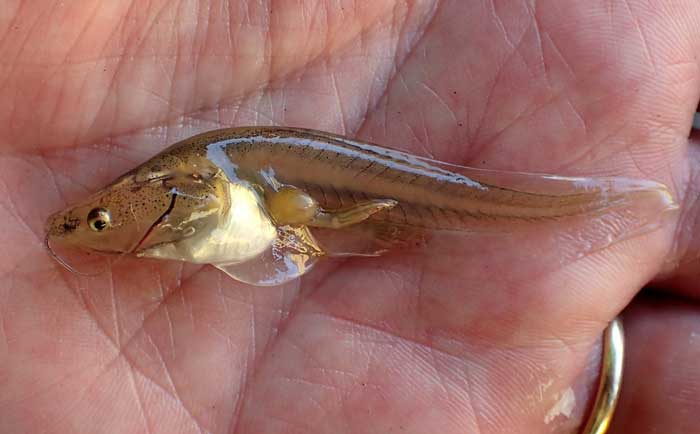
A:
<box><xmin>580</xmin><ymin>317</ymin><xmax>625</xmax><ymax>434</ymax></box>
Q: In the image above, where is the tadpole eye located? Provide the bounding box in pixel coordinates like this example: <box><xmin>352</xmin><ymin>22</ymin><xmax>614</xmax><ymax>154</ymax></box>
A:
<box><xmin>87</xmin><ymin>208</ymin><xmax>111</xmax><ymax>232</ymax></box>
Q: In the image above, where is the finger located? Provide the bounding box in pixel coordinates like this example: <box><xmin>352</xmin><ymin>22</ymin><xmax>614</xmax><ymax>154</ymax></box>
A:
<box><xmin>608</xmin><ymin>292</ymin><xmax>700</xmax><ymax>433</ymax></box>
<box><xmin>655</xmin><ymin>140</ymin><xmax>700</xmax><ymax>299</ymax></box>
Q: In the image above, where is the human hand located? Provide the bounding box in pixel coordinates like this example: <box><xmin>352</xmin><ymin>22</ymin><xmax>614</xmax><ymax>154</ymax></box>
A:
<box><xmin>1</xmin><ymin>1</ymin><xmax>699</xmax><ymax>433</ymax></box>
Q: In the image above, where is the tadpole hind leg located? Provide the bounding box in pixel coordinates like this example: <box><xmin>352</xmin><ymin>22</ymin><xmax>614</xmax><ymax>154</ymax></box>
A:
<box><xmin>265</xmin><ymin>184</ymin><xmax>397</xmax><ymax>229</ymax></box>
<box><xmin>310</xmin><ymin>199</ymin><xmax>398</xmax><ymax>229</ymax></box>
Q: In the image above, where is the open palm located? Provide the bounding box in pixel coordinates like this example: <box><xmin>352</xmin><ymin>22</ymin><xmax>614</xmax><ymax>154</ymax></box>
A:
<box><xmin>2</xmin><ymin>1</ymin><xmax>700</xmax><ymax>433</ymax></box>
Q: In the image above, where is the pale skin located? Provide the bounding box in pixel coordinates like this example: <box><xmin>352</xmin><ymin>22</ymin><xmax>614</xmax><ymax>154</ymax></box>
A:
<box><xmin>1</xmin><ymin>1</ymin><xmax>700</xmax><ymax>433</ymax></box>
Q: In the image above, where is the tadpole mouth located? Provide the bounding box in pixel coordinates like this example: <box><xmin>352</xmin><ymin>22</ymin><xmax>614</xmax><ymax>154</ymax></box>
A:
<box><xmin>44</xmin><ymin>231</ymin><xmax>93</xmax><ymax>276</ymax></box>
<box><xmin>43</xmin><ymin>211</ymin><xmax>77</xmax><ymax>273</ymax></box>
<box><xmin>44</xmin><ymin>230</ymin><xmax>131</xmax><ymax>277</ymax></box>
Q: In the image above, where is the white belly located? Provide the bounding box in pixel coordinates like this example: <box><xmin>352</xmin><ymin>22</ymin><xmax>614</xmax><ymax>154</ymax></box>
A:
<box><xmin>142</xmin><ymin>182</ymin><xmax>278</xmax><ymax>265</ymax></box>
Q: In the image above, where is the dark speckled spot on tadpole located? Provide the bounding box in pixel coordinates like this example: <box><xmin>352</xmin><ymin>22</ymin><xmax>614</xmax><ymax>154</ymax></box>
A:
<box><xmin>61</xmin><ymin>217</ymin><xmax>80</xmax><ymax>233</ymax></box>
